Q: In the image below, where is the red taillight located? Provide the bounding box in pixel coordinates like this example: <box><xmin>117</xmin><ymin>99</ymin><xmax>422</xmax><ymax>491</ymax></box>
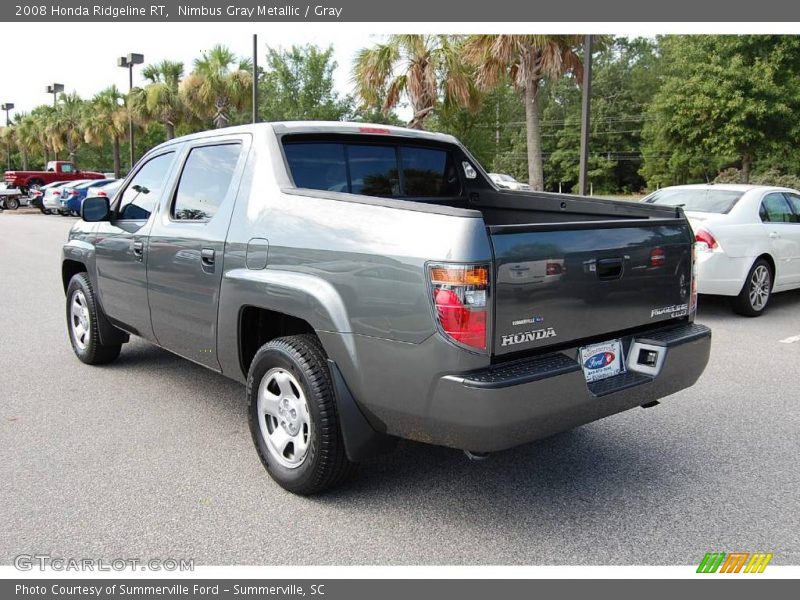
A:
<box><xmin>31</xmin><ymin>191</ymin><xmax>42</xmax><ymax>198</ymax></box>
<box><xmin>690</xmin><ymin>243</ymin><xmax>698</xmax><ymax>315</ymax></box>
<box><xmin>545</xmin><ymin>261</ymin><xmax>563</xmax><ymax>276</ymax></box>
<box><xmin>695</xmin><ymin>228</ymin><xmax>718</xmax><ymax>251</ymax></box>
<box><xmin>359</xmin><ymin>127</ymin><xmax>391</xmax><ymax>134</ymax></box>
<box><xmin>97</xmin><ymin>191</ymin><xmax>107</xmax><ymax>197</ymax></box>
<box><xmin>69</xmin><ymin>190</ymin><xmax>79</xmax><ymax>197</ymax></box>
<box><xmin>649</xmin><ymin>247</ymin><xmax>666</xmax><ymax>267</ymax></box>
<box><xmin>429</xmin><ymin>264</ymin><xmax>489</xmax><ymax>351</ymax></box>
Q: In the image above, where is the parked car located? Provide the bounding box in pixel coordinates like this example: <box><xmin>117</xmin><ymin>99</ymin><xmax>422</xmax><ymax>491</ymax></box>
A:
<box><xmin>0</xmin><ymin>183</ymin><xmax>25</xmax><ymax>210</ymax></box>
<box><xmin>85</xmin><ymin>179</ymin><xmax>122</xmax><ymax>202</ymax></box>
<box><xmin>62</xmin><ymin>179</ymin><xmax>117</xmax><ymax>216</ymax></box>
<box><xmin>62</xmin><ymin>122</ymin><xmax>711</xmax><ymax>494</ymax></box>
<box><xmin>489</xmin><ymin>172</ymin><xmax>530</xmax><ymax>191</ymax></box>
<box><xmin>43</xmin><ymin>182</ymin><xmax>85</xmax><ymax>214</ymax></box>
<box><xmin>30</xmin><ymin>180</ymin><xmax>69</xmax><ymax>213</ymax></box>
<box><xmin>4</xmin><ymin>160</ymin><xmax>105</xmax><ymax>195</ymax></box>
<box><xmin>643</xmin><ymin>184</ymin><xmax>800</xmax><ymax>316</ymax></box>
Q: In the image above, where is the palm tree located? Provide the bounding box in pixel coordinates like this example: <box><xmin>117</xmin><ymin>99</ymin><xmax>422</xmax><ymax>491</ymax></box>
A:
<box><xmin>84</xmin><ymin>86</ymin><xmax>127</xmax><ymax>178</ymax></box>
<box><xmin>463</xmin><ymin>35</ymin><xmax>584</xmax><ymax>191</ymax></box>
<box><xmin>14</xmin><ymin>113</ymin><xmax>38</xmax><ymax>170</ymax></box>
<box><xmin>129</xmin><ymin>60</ymin><xmax>185</xmax><ymax>139</ymax></box>
<box><xmin>30</xmin><ymin>105</ymin><xmax>58</xmax><ymax>165</ymax></box>
<box><xmin>48</xmin><ymin>92</ymin><xmax>86</xmax><ymax>163</ymax></box>
<box><xmin>353</xmin><ymin>35</ymin><xmax>480</xmax><ymax>130</ymax></box>
<box><xmin>180</xmin><ymin>45</ymin><xmax>252</xmax><ymax>129</ymax></box>
<box><xmin>0</xmin><ymin>126</ymin><xmax>14</xmax><ymax>171</ymax></box>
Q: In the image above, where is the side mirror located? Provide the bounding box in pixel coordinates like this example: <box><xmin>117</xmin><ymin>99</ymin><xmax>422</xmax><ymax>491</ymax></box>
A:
<box><xmin>81</xmin><ymin>196</ymin><xmax>110</xmax><ymax>222</ymax></box>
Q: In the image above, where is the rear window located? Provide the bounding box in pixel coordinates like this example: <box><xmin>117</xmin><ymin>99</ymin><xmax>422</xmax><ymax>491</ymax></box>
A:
<box><xmin>283</xmin><ymin>140</ymin><xmax>461</xmax><ymax>198</ymax></box>
<box><xmin>644</xmin><ymin>188</ymin><xmax>743</xmax><ymax>213</ymax></box>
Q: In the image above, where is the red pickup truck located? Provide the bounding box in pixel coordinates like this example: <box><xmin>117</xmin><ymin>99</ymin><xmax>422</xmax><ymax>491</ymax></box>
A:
<box><xmin>4</xmin><ymin>161</ymin><xmax>104</xmax><ymax>194</ymax></box>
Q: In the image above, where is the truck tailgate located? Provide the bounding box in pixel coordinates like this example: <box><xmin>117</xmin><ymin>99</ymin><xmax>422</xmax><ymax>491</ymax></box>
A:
<box><xmin>490</xmin><ymin>219</ymin><xmax>693</xmax><ymax>356</ymax></box>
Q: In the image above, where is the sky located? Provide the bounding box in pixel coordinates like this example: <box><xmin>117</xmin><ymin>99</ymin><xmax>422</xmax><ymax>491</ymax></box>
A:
<box><xmin>0</xmin><ymin>23</ymin><xmax>391</xmax><ymax>121</ymax></box>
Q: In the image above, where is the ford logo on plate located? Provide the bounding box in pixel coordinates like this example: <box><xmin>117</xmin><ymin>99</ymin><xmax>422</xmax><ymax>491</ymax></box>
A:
<box><xmin>584</xmin><ymin>351</ymin><xmax>615</xmax><ymax>370</ymax></box>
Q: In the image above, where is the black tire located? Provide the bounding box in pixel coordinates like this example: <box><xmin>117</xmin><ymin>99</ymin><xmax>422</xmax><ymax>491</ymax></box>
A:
<box><xmin>66</xmin><ymin>273</ymin><xmax>122</xmax><ymax>365</ymax></box>
<box><xmin>247</xmin><ymin>334</ymin><xmax>355</xmax><ymax>495</ymax></box>
<box><xmin>4</xmin><ymin>197</ymin><xmax>19</xmax><ymax>210</ymax></box>
<box><xmin>731</xmin><ymin>258</ymin><xmax>773</xmax><ymax>317</ymax></box>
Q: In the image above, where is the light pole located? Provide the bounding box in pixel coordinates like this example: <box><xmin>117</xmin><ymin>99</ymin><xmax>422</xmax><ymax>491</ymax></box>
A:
<box><xmin>118</xmin><ymin>52</ymin><xmax>144</xmax><ymax>171</ymax></box>
<box><xmin>1</xmin><ymin>102</ymin><xmax>13</xmax><ymax>171</ymax></box>
<box><xmin>252</xmin><ymin>34</ymin><xmax>258</xmax><ymax>124</ymax></box>
<box><xmin>46</xmin><ymin>83</ymin><xmax>64</xmax><ymax>107</ymax></box>
<box><xmin>46</xmin><ymin>84</ymin><xmax>64</xmax><ymax>160</ymax></box>
<box><xmin>578</xmin><ymin>35</ymin><xmax>593</xmax><ymax>197</ymax></box>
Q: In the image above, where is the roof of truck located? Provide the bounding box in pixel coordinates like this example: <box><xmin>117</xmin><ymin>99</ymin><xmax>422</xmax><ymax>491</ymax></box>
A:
<box><xmin>155</xmin><ymin>121</ymin><xmax>459</xmax><ymax>147</ymax></box>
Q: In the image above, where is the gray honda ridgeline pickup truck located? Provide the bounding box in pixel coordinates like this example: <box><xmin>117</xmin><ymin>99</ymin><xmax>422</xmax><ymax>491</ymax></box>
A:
<box><xmin>62</xmin><ymin>122</ymin><xmax>711</xmax><ymax>494</ymax></box>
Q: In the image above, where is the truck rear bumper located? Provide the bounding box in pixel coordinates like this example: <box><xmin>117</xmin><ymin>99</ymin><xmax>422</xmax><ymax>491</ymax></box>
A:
<box><xmin>422</xmin><ymin>322</ymin><xmax>711</xmax><ymax>453</ymax></box>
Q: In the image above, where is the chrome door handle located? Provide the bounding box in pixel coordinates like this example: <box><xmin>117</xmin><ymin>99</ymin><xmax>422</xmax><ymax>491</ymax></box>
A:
<box><xmin>132</xmin><ymin>241</ymin><xmax>144</xmax><ymax>261</ymax></box>
<box><xmin>201</xmin><ymin>248</ymin><xmax>215</xmax><ymax>266</ymax></box>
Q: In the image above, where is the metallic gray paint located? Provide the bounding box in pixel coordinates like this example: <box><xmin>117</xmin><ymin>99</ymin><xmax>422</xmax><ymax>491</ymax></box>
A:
<box><xmin>62</xmin><ymin>122</ymin><xmax>710</xmax><ymax>455</ymax></box>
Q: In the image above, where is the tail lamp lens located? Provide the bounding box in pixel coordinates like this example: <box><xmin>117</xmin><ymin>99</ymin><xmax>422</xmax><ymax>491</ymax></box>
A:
<box><xmin>695</xmin><ymin>228</ymin><xmax>718</xmax><ymax>252</ymax></box>
<box><xmin>429</xmin><ymin>264</ymin><xmax>489</xmax><ymax>351</ymax></box>
<box><xmin>649</xmin><ymin>247</ymin><xmax>666</xmax><ymax>267</ymax></box>
<box><xmin>545</xmin><ymin>261</ymin><xmax>563</xmax><ymax>276</ymax></box>
<box><xmin>689</xmin><ymin>243</ymin><xmax>698</xmax><ymax>315</ymax></box>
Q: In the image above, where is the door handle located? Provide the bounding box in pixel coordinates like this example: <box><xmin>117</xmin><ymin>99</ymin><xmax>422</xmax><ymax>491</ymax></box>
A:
<box><xmin>769</xmin><ymin>231</ymin><xmax>780</xmax><ymax>239</ymax></box>
<box><xmin>132</xmin><ymin>241</ymin><xmax>144</xmax><ymax>261</ymax></box>
<box><xmin>201</xmin><ymin>248</ymin><xmax>215</xmax><ymax>267</ymax></box>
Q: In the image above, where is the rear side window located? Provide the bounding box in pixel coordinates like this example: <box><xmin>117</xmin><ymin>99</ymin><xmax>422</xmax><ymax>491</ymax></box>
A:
<box><xmin>172</xmin><ymin>143</ymin><xmax>241</xmax><ymax>221</ymax></box>
<box><xmin>283</xmin><ymin>143</ymin><xmax>347</xmax><ymax>193</ymax></box>
<box><xmin>348</xmin><ymin>144</ymin><xmax>399</xmax><ymax>196</ymax></box>
<box><xmin>283</xmin><ymin>139</ymin><xmax>461</xmax><ymax>198</ymax></box>
<box><xmin>117</xmin><ymin>152</ymin><xmax>175</xmax><ymax>221</ymax></box>
<box><xmin>401</xmin><ymin>146</ymin><xmax>460</xmax><ymax>197</ymax></box>
<box><xmin>783</xmin><ymin>193</ymin><xmax>800</xmax><ymax>219</ymax></box>
<box><xmin>761</xmin><ymin>193</ymin><xmax>796</xmax><ymax>223</ymax></box>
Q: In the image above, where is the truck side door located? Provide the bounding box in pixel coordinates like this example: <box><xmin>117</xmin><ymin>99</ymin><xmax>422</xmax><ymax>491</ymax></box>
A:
<box><xmin>145</xmin><ymin>136</ymin><xmax>249</xmax><ymax>369</ymax></box>
<box><xmin>93</xmin><ymin>150</ymin><xmax>178</xmax><ymax>340</ymax></box>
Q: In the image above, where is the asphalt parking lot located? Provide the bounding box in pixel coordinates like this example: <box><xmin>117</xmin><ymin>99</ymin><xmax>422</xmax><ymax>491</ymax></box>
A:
<box><xmin>1</xmin><ymin>210</ymin><xmax>799</xmax><ymax>566</ymax></box>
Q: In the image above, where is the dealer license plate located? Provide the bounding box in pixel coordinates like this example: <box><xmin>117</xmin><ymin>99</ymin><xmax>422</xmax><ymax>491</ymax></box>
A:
<box><xmin>579</xmin><ymin>339</ymin><xmax>624</xmax><ymax>383</ymax></box>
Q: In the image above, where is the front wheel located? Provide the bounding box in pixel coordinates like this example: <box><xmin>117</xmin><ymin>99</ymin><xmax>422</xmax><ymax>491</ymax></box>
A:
<box><xmin>4</xmin><ymin>197</ymin><xmax>19</xmax><ymax>210</ymax></box>
<box><xmin>66</xmin><ymin>273</ymin><xmax>122</xmax><ymax>364</ymax></box>
<box><xmin>247</xmin><ymin>334</ymin><xmax>355</xmax><ymax>495</ymax></box>
<box><xmin>731</xmin><ymin>258</ymin><xmax>772</xmax><ymax>317</ymax></box>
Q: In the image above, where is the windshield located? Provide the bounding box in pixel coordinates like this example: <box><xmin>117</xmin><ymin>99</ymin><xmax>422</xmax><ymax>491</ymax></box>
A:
<box><xmin>644</xmin><ymin>188</ymin><xmax>744</xmax><ymax>213</ymax></box>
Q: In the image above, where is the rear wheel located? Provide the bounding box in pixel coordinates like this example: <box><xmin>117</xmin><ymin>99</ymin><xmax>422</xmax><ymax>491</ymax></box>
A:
<box><xmin>66</xmin><ymin>273</ymin><xmax>122</xmax><ymax>364</ymax></box>
<box><xmin>4</xmin><ymin>197</ymin><xmax>19</xmax><ymax>210</ymax></box>
<box><xmin>247</xmin><ymin>334</ymin><xmax>355</xmax><ymax>495</ymax></box>
<box><xmin>731</xmin><ymin>258</ymin><xmax>772</xmax><ymax>317</ymax></box>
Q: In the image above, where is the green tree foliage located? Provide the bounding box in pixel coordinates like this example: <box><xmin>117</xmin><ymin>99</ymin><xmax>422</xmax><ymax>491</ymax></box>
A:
<box><xmin>260</xmin><ymin>45</ymin><xmax>352</xmax><ymax>122</ymax></box>
<box><xmin>641</xmin><ymin>35</ymin><xmax>800</xmax><ymax>186</ymax></box>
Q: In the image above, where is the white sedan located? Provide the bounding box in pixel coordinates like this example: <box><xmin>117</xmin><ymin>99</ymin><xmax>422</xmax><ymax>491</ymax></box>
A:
<box><xmin>643</xmin><ymin>184</ymin><xmax>800</xmax><ymax>316</ymax></box>
<box><xmin>488</xmin><ymin>173</ymin><xmax>530</xmax><ymax>191</ymax></box>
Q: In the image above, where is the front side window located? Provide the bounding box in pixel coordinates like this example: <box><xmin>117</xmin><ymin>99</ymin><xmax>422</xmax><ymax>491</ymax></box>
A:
<box><xmin>172</xmin><ymin>144</ymin><xmax>241</xmax><ymax>221</ymax></box>
<box><xmin>61</xmin><ymin>163</ymin><xmax>75</xmax><ymax>174</ymax></box>
<box><xmin>760</xmin><ymin>193</ymin><xmax>796</xmax><ymax>223</ymax></box>
<box><xmin>117</xmin><ymin>152</ymin><xmax>175</xmax><ymax>221</ymax></box>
